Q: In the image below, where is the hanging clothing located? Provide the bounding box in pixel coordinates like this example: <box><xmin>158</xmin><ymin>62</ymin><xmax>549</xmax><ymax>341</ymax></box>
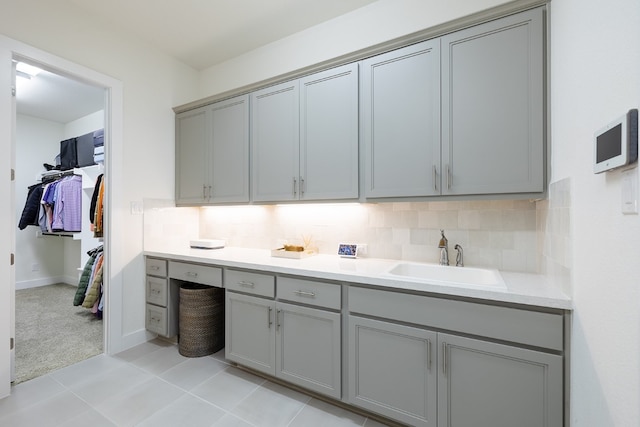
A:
<box><xmin>93</xmin><ymin>175</ymin><xmax>105</xmax><ymax>238</ymax></box>
<box><xmin>19</xmin><ymin>173</ymin><xmax>83</xmax><ymax>233</ymax></box>
<box><xmin>89</xmin><ymin>174</ymin><xmax>103</xmax><ymax>226</ymax></box>
<box><xmin>51</xmin><ymin>175</ymin><xmax>83</xmax><ymax>232</ymax></box>
<box><xmin>18</xmin><ymin>184</ymin><xmax>44</xmax><ymax>230</ymax></box>
<box><xmin>74</xmin><ymin>245</ymin><xmax>104</xmax><ymax>319</ymax></box>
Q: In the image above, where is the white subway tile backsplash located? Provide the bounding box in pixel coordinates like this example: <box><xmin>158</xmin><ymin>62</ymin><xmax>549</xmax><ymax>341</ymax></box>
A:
<box><xmin>143</xmin><ymin>197</ymin><xmax>548</xmax><ymax>273</ymax></box>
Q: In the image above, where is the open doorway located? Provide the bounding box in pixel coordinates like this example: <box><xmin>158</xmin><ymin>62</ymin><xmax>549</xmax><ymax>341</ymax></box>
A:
<box><xmin>12</xmin><ymin>57</ymin><xmax>106</xmax><ymax>383</ymax></box>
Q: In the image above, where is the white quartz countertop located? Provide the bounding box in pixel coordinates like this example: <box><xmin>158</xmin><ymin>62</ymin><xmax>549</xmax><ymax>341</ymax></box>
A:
<box><xmin>144</xmin><ymin>246</ymin><xmax>572</xmax><ymax>310</ymax></box>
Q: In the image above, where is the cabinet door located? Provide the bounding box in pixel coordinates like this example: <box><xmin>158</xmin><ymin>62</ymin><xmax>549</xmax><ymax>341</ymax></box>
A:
<box><xmin>362</xmin><ymin>39</ymin><xmax>441</xmax><ymax>198</ymax></box>
<box><xmin>441</xmin><ymin>8</ymin><xmax>544</xmax><ymax>195</ymax></box>
<box><xmin>348</xmin><ymin>316</ymin><xmax>437</xmax><ymax>427</ymax></box>
<box><xmin>225</xmin><ymin>292</ymin><xmax>276</xmax><ymax>375</ymax></box>
<box><xmin>276</xmin><ymin>302</ymin><xmax>341</xmax><ymax>399</ymax></box>
<box><xmin>300</xmin><ymin>63</ymin><xmax>359</xmax><ymax>200</ymax></box>
<box><xmin>438</xmin><ymin>333</ymin><xmax>562</xmax><ymax>427</ymax></box>
<box><xmin>210</xmin><ymin>95</ymin><xmax>250</xmax><ymax>203</ymax></box>
<box><xmin>175</xmin><ymin>106</ymin><xmax>209</xmax><ymax>205</ymax></box>
<box><xmin>251</xmin><ymin>80</ymin><xmax>300</xmax><ymax>202</ymax></box>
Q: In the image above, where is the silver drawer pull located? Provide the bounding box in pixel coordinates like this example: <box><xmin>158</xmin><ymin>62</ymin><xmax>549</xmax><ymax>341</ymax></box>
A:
<box><xmin>150</xmin><ymin>265</ymin><xmax>160</xmax><ymax>271</ymax></box>
<box><xmin>294</xmin><ymin>290</ymin><xmax>316</xmax><ymax>298</ymax></box>
<box><xmin>186</xmin><ymin>271</ymin><xmax>199</xmax><ymax>278</ymax></box>
<box><xmin>238</xmin><ymin>281</ymin><xmax>255</xmax><ymax>288</ymax></box>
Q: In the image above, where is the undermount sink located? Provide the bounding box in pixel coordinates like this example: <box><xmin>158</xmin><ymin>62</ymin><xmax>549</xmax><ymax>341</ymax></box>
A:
<box><xmin>385</xmin><ymin>262</ymin><xmax>506</xmax><ymax>290</ymax></box>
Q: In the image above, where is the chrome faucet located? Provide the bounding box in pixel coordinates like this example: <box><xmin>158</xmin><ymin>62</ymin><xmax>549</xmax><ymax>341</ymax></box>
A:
<box><xmin>438</xmin><ymin>229</ymin><xmax>449</xmax><ymax>266</ymax></box>
<box><xmin>454</xmin><ymin>244</ymin><xmax>464</xmax><ymax>267</ymax></box>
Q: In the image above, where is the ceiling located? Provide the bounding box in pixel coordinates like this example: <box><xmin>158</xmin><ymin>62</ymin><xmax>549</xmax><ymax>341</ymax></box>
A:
<box><xmin>16</xmin><ymin>67</ymin><xmax>105</xmax><ymax>124</ymax></box>
<box><xmin>66</xmin><ymin>0</ymin><xmax>378</xmax><ymax>71</ymax></box>
<box><xmin>17</xmin><ymin>0</ymin><xmax>377</xmax><ymax>124</ymax></box>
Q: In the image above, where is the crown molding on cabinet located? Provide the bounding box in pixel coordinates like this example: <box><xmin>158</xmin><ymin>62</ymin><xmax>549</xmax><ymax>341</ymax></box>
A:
<box><xmin>174</xmin><ymin>0</ymin><xmax>548</xmax><ymax>114</ymax></box>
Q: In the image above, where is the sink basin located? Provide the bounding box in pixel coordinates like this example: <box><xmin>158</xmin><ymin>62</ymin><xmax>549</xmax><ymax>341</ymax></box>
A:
<box><xmin>385</xmin><ymin>262</ymin><xmax>506</xmax><ymax>289</ymax></box>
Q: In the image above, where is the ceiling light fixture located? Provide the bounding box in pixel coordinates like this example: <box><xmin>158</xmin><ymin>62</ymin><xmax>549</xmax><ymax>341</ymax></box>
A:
<box><xmin>16</xmin><ymin>61</ymin><xmax>43</xmax><ymax>79</ymax></box>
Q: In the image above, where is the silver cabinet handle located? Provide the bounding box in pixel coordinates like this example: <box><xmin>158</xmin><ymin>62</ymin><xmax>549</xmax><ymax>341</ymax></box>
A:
<box><xmin>276</xmin><ymin>309</ymin><xmax>282</xmax><ymax>330</ymax></box>
<box><xmin>433</xmin><ymin>165</ymin><xmax>437</xmax><ymax>191</ymax></box>
<box><xmin>446</xmin><ymin>164</ymin><xmax>452</xmax><ymax>189</ymax></box>
<box><xmin>150</xmin><ymin>265</ymin><xmax>160</xmax><ymax>271</ymax></box>
<box><xmin>294</xmin><ymin>290</ymin><xmax>316</xmax><ymax>298</ymax></box>
<box><xmin>427</xmin><ymin>339</ymin><xmax>432</xmax><ymax>371</ymax></box>
<box><xmin>202</xmin><ymin>184</ymin><xmax>207</xmax><ymax>199</ymax></box>
<box><xmin>300</xmin><ymin>177</ymin><xmax>305</xmax><ymax>196</ymax></box>
<box><xmin>268</xmin><ymin>306</ymin><xmax>273</xmax><ymax>328</ymax></box>
<box><xmin>238</xmin><ymin>281</ymin><xmax>255</xmax><ymax>288</ymax></box>
<box><xmin>186</xmin><ymin>271</ymin><xmax>198</xmax><ymax>278</ymax></box>
<box><xmin>208</xmin><ymin>185</ymin><xmax>212</xmax><ymax>200</ymax></box>
<box><xmin>293</xmin><ymin>177</ymin><xmax>297</xmax><ymax>197</ymax></box>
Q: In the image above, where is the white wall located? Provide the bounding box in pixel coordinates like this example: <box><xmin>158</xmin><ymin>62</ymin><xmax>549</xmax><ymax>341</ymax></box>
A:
<box><xmin>0</xmin><ymin>0</ymin><xmax>200</xmax><ymax>351</ymax></box>
<box><xmin>550</xmin><ymin>0</ymin><xmax>640</xmax><ymax>425</ymax></box>
<box><xmin>15</xmin><ymin>114</ymin><xmax>65</xmax><ymax>288</ymax></box>
<box><xmin>199</xmin><ymin>0</ymin><xmax>514</xmax><ymax>97</ymax></box>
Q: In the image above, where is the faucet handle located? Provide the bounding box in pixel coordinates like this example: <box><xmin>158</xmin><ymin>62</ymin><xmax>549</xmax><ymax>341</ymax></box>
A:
<box><xmin>454</xmin><ymin>244</ymin><xmax>463</xmax><ymax>267</ymax></box>
<box><xmin>438</xmin><ymin>229</ymin><xmax>448</xmax><ymax>248</ymax></box>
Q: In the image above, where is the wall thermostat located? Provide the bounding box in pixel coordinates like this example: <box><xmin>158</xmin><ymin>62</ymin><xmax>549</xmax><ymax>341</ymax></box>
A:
<box><xmin>594</xmin><ymin>108</ymin><xmax>638</xmax><ymax>173</ymax></box>
<box><xmin>338</xmin><ymin>243</ymin><xmax>365</xmax><ymax>258</ymax></box>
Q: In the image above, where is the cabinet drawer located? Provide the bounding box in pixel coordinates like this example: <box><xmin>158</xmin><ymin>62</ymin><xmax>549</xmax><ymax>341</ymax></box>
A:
<box><xmin>146</xmin><ymin>276</ymin><xmax>167</xmax><ymax>306</ymax></box>
<box><xmin>146</xmin><ymin>303</ymin><xmax>170</xmax><ymax>337</ymax></box>
<box><xmin>348</xmin><ymin>286</ymin><xmax>564</xmax><ymax>351</ymax></box>
<box><xmin>169</xmin><ymin>261</ymin><xmax>222</xmax><ymax>287</ymax></box>
<box><xmin>277</xmin><ymin>277</ymin><xmax>341</xmax><ymax>310</ymax></box>
<box><xmin>146</xmin><ymin>258</ymin><xmax>167</xmax><ymax>277</ymax></box>
<box><xmin>226</xmin><ymin>269</ymin><xmax>275</xmax><ymax>298</ymax></box>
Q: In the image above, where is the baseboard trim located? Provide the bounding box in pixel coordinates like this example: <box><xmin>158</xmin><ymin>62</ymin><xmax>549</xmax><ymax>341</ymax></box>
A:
<box><xmin>16</xmin><ymin>276</ymin><xmax>72</xmax><ymax>290</ymax></box>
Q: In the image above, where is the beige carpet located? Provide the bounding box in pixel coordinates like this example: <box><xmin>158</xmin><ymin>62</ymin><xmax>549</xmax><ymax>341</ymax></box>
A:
<box><xmin>14</xmin><ymin>283</ymin><xmax>103</xmax><ymax>384</ymax></box>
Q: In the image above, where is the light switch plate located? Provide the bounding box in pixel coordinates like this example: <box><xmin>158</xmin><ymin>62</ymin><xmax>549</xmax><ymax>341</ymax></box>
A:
<box><xmin>621</xmin><ymin>167</ymin><xmax>638</xmax><ymax>214</ymax></box>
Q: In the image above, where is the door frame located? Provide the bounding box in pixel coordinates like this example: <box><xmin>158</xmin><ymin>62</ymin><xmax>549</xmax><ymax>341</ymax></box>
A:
<box><xmin>0</xmin><ymin>35</ymin><xmax>124</xmax><ymax>398</ymax></box>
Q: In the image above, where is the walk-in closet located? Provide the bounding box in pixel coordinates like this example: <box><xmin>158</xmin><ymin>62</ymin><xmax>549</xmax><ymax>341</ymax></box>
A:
<box><xmin>13</xmin><ymin>60</ymin><xmax>106</xmax><ymax>383</ymax></box>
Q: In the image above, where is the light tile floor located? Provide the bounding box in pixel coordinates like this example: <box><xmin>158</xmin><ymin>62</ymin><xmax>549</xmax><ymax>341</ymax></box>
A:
<box><xmin>0</xmin><ymin>339</ymin><xmax>391</xmax><ymax>427</ymax></box>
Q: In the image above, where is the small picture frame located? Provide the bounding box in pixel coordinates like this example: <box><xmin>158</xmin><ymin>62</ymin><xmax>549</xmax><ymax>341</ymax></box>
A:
<box><xmin>338</xmin><ymin>243</ymin><xmax>359</xmax><ymax>258</ymax></box>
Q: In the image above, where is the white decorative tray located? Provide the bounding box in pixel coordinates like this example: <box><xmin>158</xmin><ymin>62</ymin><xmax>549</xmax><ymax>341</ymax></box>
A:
<box><xmin>270</xmin><ymin>248</ymin><xmax>316</xmax><ymax>259</ymax></box>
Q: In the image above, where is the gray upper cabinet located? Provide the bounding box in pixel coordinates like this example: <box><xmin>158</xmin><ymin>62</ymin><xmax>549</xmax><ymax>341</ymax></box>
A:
<box><xmin>441</xmin><ymin>8</ymin><xmax>544</xmax><ymax>195</ymax></box>
<box><xmin>252</xmin><ymin>80</ymin><xmax>300</xmax><ymax>202</ymax></box>
<box><xmin>175</xmin><ymin>106</ymin><xmax>208</xmax><ymax>205</ymax></box>
<box><xmin>439</xmin><ymin>333</ymin><xmax>563</xmax><ymax>427</ymax></box>
<box><xmin>361</xmin><ymin>39</ymin><xmax>441</xmax><ymax>198</ymax></box>
<box><xmin>175</xmin><ymin>94</ymin><xmax>249</xmax><ymax>205</ymax></box>
<box><xmin>300</xmin><ymin>63</ymin><xmax>359</xmax><ymax>200</ymax></box>
<box><xmin>252</xmin><ymin>63</ymin><xmax>359</xmax><ymax>202</ymax></box>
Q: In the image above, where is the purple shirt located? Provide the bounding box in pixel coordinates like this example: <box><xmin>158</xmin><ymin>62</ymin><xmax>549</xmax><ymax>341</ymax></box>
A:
<box><xmin>51</xmin><ymin>175</ymin><xmax>83</xmax><ymax>232</ymax></box>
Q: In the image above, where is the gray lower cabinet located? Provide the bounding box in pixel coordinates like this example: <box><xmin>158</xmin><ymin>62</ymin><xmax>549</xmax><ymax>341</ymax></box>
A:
<box><xmin>144</xmin><ymin>257</ymin><xmax>178</xmax><ymax>338</ymax></box>
<box><xmin>349</xmin><ymin>315</ymin><xmax>563</xmax><ymax>427</ymax></box>
<box><xmin>225</xmin><ymin>291</ymin><xmax>276</xmax><ymax>374</ymax></box>
<box><xmin>175</xmin><ymin>94</ymin><xmax>249</xmax><ymax>205</ymax></box>
<box><xmin>225</xmin><ymin>274</ymin><xmax>342</xmax><ymax>399</ymax></box>
<box><xmin>439</xmin><ymin>333</ymin><xmax>563</xmax><ymax>427</ymax></box>
<box><xmin>441</xmin><ymin>7</ymin><xmax>544</xmax><ymax>195</ymax></box>
<box><xmin>347</xmin><ymin>285</ymin><xmax>564</xmax><ymax>427</ymax></box>
<box><xmin>276</xmin><ymin>302</ymin><xmax>341</xmax><ymax>399</ymax></box>
<box><xmin>349</xmin><ymin>315</ymin><xmax>437</xmax><ymax>426</ymax></box>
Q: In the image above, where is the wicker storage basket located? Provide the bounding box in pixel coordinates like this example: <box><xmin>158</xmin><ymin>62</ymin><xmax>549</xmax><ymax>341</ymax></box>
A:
<box><xmin>179</xmin><ymin>283</ymin><xmax>224</xmax><ymax>357</ymax></box>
